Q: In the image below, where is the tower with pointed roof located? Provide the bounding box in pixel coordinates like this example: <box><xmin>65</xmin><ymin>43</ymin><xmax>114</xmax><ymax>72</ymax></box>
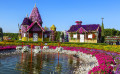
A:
<box><xmin>19</xmin><ymin>4</ymin><xmax>55</xmax><ymax>42</ymax></box>
<box><xmin>20</xmin><ymin>4</ymin><xmax>44</xmax><ymax>41</ymax></box>
<box><xmin>29</xmin><ymin>4</ymin><xmax>42</xmax><ymax>26</ymax></box>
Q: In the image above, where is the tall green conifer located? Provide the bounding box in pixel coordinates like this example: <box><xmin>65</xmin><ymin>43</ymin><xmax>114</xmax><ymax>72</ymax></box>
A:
<box><xmin>101</xmin><ymin>18</ymin><xmax>105</xmax><ymax>43</ymax></box>
<box><xmin>101</xmin><ymin>18</ymin><xmax>104</xmax><ymax>36</ymax></box>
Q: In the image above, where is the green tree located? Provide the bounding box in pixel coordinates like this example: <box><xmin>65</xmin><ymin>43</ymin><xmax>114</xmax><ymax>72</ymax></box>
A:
<box><xmin>116</xmin><ymin>30</ymin><xmax>120</xmax><ymax>36</ymax></box>
<box><xmin>101</xmin><ymin>18</ymin><xmax>104</xmax><ymax>36</ymax></box>
<box><xmin>101</xmin><ymin>18</ymin><xmax>105</xmax><ymax>43</ymax></box>
<box><xmin>3</xmin><ymin>33</ymin><xmax>18</xmax><ymax>40</ymax></box>
<box><xmin>104</xmin><ymin>29</ymin><xmax>111</xmax><ymax>36</ymax></box>
<box><xmin>111</xmin><ymin>28</ymin><xmax>117</xmax><ymax>36</ymax></box>
<box><xmin>104</xmin><ymin>28</ymin><xmax>118</xmax><ymax>36</ymax></box>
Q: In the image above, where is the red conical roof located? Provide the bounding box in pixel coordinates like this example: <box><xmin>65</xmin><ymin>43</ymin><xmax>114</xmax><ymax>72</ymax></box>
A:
<box><xmin>29</xmin><ymin>5</ymin><xmax>42</xmax><ymax>25</ymax></box>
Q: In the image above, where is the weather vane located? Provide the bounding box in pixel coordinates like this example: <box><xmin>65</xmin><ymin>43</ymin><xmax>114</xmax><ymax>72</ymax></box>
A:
<box><xmin>26</xmin><ymin>14</ymin><xmax>28</xmax><ymax>17</ymax></box>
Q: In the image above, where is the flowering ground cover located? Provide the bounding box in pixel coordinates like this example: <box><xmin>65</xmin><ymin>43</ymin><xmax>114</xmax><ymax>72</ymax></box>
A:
<box><xmin>88</xmin><ymin>49</ymin><xmax>120</xmax><ymax>74</ymax></box>
<box><xmin>0</xmin><ymin>42</ymin><xmax>120</xmax><ymax>53</ymax></box>
<box><xmin>48</xmin><ymin>46</ymin><xmax>119</xmax><ymax>74</ymax></box>
<box><xmin>0</xmin><ymin>46</ymin><xmax>16</xmax><ymax>51</ymax></box>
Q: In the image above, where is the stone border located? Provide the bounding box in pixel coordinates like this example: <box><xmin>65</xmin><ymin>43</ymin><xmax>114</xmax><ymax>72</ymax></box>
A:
<box><xmin>0</xmin><ymin>47</ymin><xmax>99</xmax><ymax>74</ymax></box>
<box><xmin>42</xmin><ymin>49</ymin><xmax>99</xmax><ymax>74</ymax></box>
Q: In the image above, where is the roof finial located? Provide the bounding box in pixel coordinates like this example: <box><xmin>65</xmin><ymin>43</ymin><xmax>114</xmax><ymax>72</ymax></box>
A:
<box><xmin>18</xmin><ymin>23</ymin><xmax>20</xmax><ymax>29</ymax></box>
<box><xmin>26</xmin><ymin>14</ymin><xmax>28</xmax><ymax>17</ymax></box>
<box><xmin>35</xmin><ymin>3</ymin><xmax>36</xmax><ymax>7</ymax></box>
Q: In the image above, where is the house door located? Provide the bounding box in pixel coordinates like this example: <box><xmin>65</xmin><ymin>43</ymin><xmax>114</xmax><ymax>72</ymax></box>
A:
<box><xmin>33</xmin><ymin>33</ymin><xmax>38</xmax><ymax>41</ymax></box>
<box><xmin>80</xmin><ymin>34</ymin><xmax>84</xmax><ymax>42</ymax></box>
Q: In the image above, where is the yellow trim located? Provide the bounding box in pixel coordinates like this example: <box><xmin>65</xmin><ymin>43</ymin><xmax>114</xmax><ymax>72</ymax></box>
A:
<box><xmin>18</xmin><ymin>35</ymin><xmax>21</xmax><ymax>40</ymax></box>
<box><xmin>22</xmin><ymin>37</ymin><xmax>28</xmax><ymax>41</ymax></box>
<box><xmin>28</xmin><ymin>38</ymin><xmax>42</xmax><ymax>41</ymax></box>
<box><xmin>69</xmin><ymin>39</ymin><xmax>80</xmax><ymax>42</ymax></box>
<box><xmin>69</xmin><ymin>39</ymin><xmax>98</xmax><ymax>43</ymax></box>
<box><xmin>43</xmin><ymin>38</ymin><xmax>49</xmax><ymax>41</ymax></box>
<box><xmin>29</xmin><ymin>38</ymin><xmax>33</xmax><ymax>41</ymax></box>
<box><xmin>38</xmin><ymin>38</ymin><xmax>42</xmax><ymax>41</ymax></box>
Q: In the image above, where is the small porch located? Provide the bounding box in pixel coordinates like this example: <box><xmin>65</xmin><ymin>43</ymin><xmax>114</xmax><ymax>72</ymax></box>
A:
<box><xmin>28</xmin><ymin>31</ymin><xmax>43</xmax><ymax>41</ymax></box>
<box><xmin>27</xmin><ymin>21</ymin><xmax>45</xmax><ymax>42</ymax></box>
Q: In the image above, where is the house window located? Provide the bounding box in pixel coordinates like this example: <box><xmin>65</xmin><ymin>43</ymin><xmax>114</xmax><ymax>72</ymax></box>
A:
<box><xmin>44</xmin><ymin>34</ymin><xmax>47</xmax><ymax>38</ymax></box>
<box><xmin>24</xmin><ymin>33</ymin><xmax>26</xmax><ymax>37</ymax></box>
<box><xmin>88</xmin><ymin>34</ymin><xmax>92</xmax><ymax>38</ymax></box>
<box><xmin>73</xmin><ymin>34</ymin><xmax>77</xmax><ymax>38</ymax></box>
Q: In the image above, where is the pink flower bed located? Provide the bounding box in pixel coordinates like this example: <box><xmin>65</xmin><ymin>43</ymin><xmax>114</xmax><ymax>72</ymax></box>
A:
<box><xmin>89</xmin><ymin>52</ymin><xmax>115</xmax><ymax>74</ymax></box>
<box><xmin>0</xmin><ymin>46</ymin><xmax>16</xmax><ymax>51</ymax></box>
<box><xmin>49</xmin><ymin>46</ymin><xmax>115</xmax><ymax>74</ymax></box>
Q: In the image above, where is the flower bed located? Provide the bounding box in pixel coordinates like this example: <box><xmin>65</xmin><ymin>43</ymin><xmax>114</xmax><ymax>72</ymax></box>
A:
<box><xmin>0</xmin><ymin>46</ymin><xmax>16</xmax><ymax>51</ymax></box>
<box><xmin>48</xmin><ymin>46</ymin><xmax>118</xmax><ymax>74</ymax></box>
<box><xmin>1</xmin><ymin>42</ymin><xmax>120</xmax><ymax>53</ymax></box>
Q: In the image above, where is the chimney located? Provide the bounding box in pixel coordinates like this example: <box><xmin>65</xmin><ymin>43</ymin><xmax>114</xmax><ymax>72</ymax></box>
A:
<box><xmin>75</xmin><ymin>21</ymin><xmax>82</xmax><ymax>25</ymax></box>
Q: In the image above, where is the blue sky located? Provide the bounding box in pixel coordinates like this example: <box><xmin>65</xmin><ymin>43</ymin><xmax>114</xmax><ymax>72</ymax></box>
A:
<box><xmin>0</xmin><ymin>0</ymin><xmax>120</xmax><ymax>33</ymax></box>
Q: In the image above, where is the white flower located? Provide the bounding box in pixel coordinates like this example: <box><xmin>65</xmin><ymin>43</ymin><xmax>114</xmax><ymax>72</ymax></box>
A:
<box><xmin>43</xmin><ymin>46</ymin><xmax>49</xmax><ymax>50</ymax></box>
<box><xmin>21</xmin><ymin>46</ymin><xmax>29</xmax><ymax>52</ymax></box>
<box><xmin>56</xmin><ymin>47</ymin><xmax>63</xmax><ymax>52</ymax></box>
<box><xmin>16</xmin><ymin>46</ymin><xmax>22</xmax><ymax>50</ymax></box>
<box><xmin>33</xmin><ymin>46</ymin><xmax>41</xmax><ymax>53</ymax></box>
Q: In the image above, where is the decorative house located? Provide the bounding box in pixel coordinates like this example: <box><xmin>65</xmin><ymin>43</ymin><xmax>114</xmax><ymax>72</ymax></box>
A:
<box><xmin>19</xmin><ymin>4</ymin><xmax>54</xmax><ymax>41</ymax></box>
<box><xmin>67</xmin><ymin>21</ymin><xmax>101</xmax><ymax>43</ymax></box>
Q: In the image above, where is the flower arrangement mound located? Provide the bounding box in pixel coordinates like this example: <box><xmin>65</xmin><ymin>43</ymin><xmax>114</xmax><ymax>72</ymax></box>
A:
<box><xmin>88</xmin><ymin>65</ymin><xmax>113</xmax><ymax>74</ymax></box>
<box><xmin>88</xmin><ymin>52</ymin><xmax>115</xmax><ymax>74</ymax></box>
<box><xmin>49</xmin><ymin>46</ymin><xmax>57</xmax><ymax>49</ymax></box>
<box><xmin>0</xmin><ymin>46</ymin><xmax>16</xmax><ymax>51</ymax></box>
<box><xmin>49</xmin><ymin>46</ymin><xmax>116</xmax><ymax>74</ymax></box>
